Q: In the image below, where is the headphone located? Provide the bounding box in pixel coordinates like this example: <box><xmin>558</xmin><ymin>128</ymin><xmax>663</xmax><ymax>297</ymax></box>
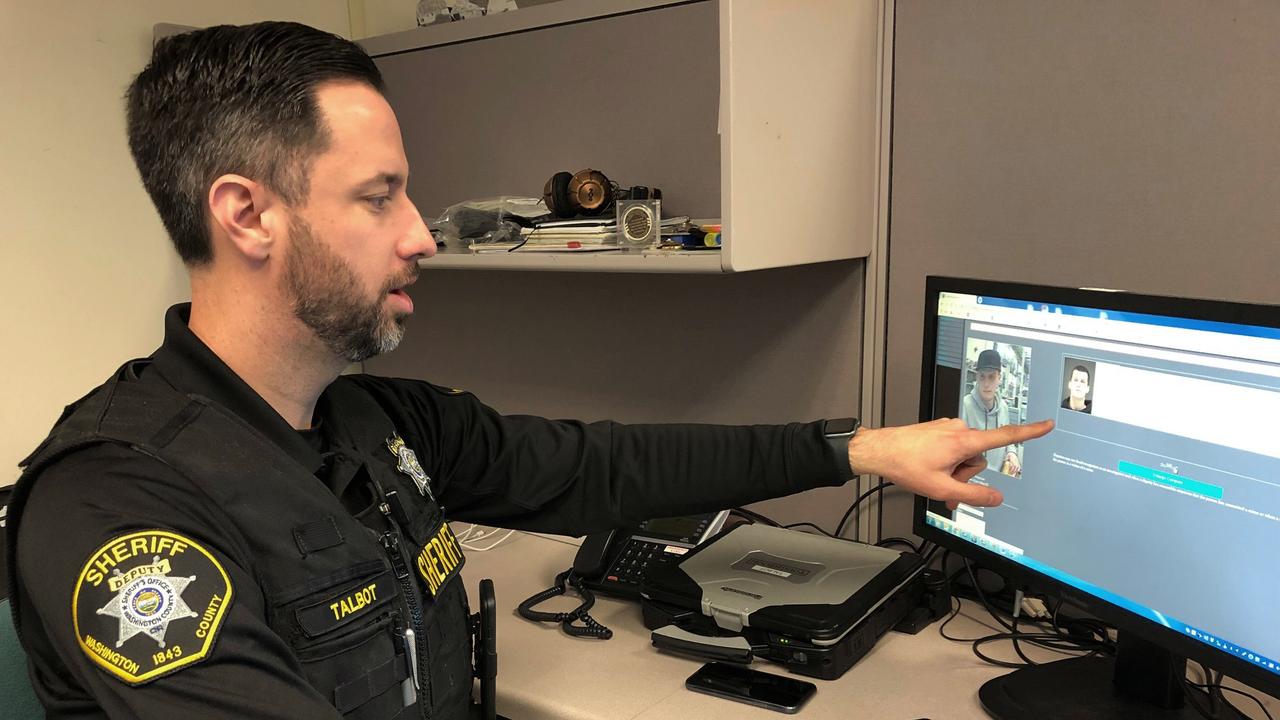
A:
<box><xmin>543</xmin><ymin>169</ymin><xmax>616</xmax><ymax>219</ymax></box>
<box><xmin>542</xmin><ymin>168</ymin><xmax>663</xmax><ymax>219</ymax></box>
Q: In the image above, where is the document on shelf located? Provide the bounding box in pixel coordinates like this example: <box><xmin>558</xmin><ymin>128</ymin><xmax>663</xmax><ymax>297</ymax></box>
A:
<box><xmin>470</xmin><ymin>243</ymin><xmax>624</xmax><ymax>254</ymax></box>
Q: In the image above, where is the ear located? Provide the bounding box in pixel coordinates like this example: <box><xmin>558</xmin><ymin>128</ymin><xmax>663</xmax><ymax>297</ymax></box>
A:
<box><xmin>207</xmin><ymin>174</ymin><xmax>282</xmax><ymax>263</ymax></box>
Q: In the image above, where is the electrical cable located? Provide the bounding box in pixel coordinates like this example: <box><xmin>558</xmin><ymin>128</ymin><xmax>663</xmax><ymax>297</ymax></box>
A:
<box><xmin>461</xmin><ymin>528</ymin><xmax>516</xmax><ymax>552</ymax></box>
<box><xmin>937</xmin><ymin>596</ymin><xmax>967</xmax><ymax>642</ymax></box>
<box><xmin>932</xmin><ymin>548</ymin><xmax>951</xmax><ymax>571</ymax></box>
<box><xmin>782</xmin><ymin>522</ymin><xmax>839</xmax><ymax>538</ymax></box>
<box><xmin>1009</xmin><ymin>589</ymin><xmax>1037</xmax><ymax>666</ymax></box>
<box><xmin>834</xmin><ymin>481</ymin><xmax>889</xmax><ymax>538</ymax></box>
<box><xmin>920</xmin><ymin>542</ymin><xmax>940</xmax><ymax>566</ymax></box>
<box><xmin>875</xmin><ymin>536</ymin><xmax>923</xmax><ymax>553</ymax></box>
<box><xmin>730</xmin><ymin>507</ymin><xmax>780</xmax><ymax>527</ymax></box>
<box><xmin>1182</xmin><ymin>662</ymin><xmax>1225</xmax><ymax>720</ymax></box>
<box><xmin>1211</xmin><ymin>684</ymin><xmax>1274</xmax><ymax>720</ymax></box>
<box><xmin>964</xmin><ymin>559</ymin><xmax>1016</xmax><ymax>633</ymax></box>
<box><xmin>935</xmin><ymin>557</ymin><xmax>1115</xmax><ymax>666</ymax></box>
<box><xmin>452</xmin><ymin>523</ymin><xmax>476</xmax><ymax>543</ymax></box>
<box><xmin>1183</xmin><ymin>661</ymin><xmax>1275</xmax><ymax>720</ymax></box>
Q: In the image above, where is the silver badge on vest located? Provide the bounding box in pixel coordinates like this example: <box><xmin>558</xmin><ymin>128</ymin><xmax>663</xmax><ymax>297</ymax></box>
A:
<box><xmin>386</xmin><ymin>433</ymin><xmax>434</xmax><ymax>502</ymax></box>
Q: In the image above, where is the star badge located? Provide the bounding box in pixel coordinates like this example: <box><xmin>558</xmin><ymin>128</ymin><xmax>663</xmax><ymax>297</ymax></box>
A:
<box><xmin>96</xmin><ymin>557</ymin><xmax>199</xmax><ymax>649</ymax></box>
<box><xmin>387</xmin><ymin>433</ymin><xmax>434</xmax><ymax>501</ymax></box>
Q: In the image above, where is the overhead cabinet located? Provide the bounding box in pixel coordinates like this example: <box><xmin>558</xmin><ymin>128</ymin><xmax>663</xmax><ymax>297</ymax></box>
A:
<box><xmin>363</xmin><ymin>0</ymin><xmax>887</xmax><ymax>273</ymax></box>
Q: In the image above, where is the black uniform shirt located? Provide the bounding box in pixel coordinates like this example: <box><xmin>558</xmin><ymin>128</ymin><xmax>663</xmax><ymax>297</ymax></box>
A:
<box><xmin>14</xmin><ymin>304</ymin><xmax>853</xmax><ymax>718</ymax></box>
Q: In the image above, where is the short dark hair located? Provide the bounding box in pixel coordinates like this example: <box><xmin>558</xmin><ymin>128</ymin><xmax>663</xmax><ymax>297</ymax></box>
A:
<box><xmin>126</xmin><ymin>22</ymin><xmax>385</xmax><ymax>266</ymax></box>
<box><xmin>1071</xmin><ymin>365</ymin><xmax>1091</xmax><ymax>383</ymax></box>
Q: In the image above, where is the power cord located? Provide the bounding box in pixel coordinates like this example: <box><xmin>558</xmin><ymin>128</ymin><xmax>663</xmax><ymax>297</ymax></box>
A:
<box><xmin>782</xmin><ymin>521</ymin><xmax>838</xmax><ymax>538</ymax></box>
<box><xmin>835</xmin><ymin>481</ymin><xmax>889</xmax><ymax>538</ymax></box>
<box><xmin>453</xmin><ymin>523</ymin><xmax>518</xmax><ymax>552</ymax></box>
<box><xmin>1183</xmin><ymin>661</ymin><xmax>1275</xmax><ymax>720</ymax></box>
<box><xmin>938</xmin><ymin>557</ymin><xmax>1114</xmax><ymax>667</ymax></box>
<box><xmin>462</xmin><ymin>529</ymin><xmax>516</xmax><ymax>552</ymax></box>
<box><xmin>941</xmin><ymin>573</ymin><xmax>1275</xmax><ymax>720</ymax></box>
<box><xmin>741</xmin><ymin>505</ymin><xmax>928</xmax><ymax>557</ymax></box>
<box><xmin>730</xmin><ymin>507</ymin><xmax>780</xmax><ymax>527</ymax></box>
<box><xmin>876</xmin><ymin>536</ymin><xmax>926</xmax><ymax>554</ymax></box>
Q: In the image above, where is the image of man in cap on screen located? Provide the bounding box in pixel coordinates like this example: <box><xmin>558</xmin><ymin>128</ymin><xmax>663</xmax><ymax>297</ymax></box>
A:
<box><xmin>961</xmin><ymin>348</ymin><xmax>1023</xmax><ymax>477</ymax></box>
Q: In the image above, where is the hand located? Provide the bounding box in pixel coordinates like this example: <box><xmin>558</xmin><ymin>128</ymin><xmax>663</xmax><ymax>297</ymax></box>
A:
<box><xmin>847</xmin><ymin>418</ymin><xmax>1053</xmax><ymax>508</ymax></box>
<box><xmin>1002</xmin><ymin>450</ymin><xmax>1022</xmax><ymax>476</ymax></box>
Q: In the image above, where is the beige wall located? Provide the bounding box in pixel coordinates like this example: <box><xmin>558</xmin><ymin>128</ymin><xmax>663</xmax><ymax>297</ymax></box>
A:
<box><xmin>0</xmin><ymin>2</ymin><xmax>351</xmax><ymax>485</ymax></box>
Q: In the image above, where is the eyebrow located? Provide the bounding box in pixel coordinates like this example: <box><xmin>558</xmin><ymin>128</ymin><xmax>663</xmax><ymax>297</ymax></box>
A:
<box><xmin>354</xmin><ymin>172</ymin><xmax>406</xmax><ymax>193</ymax></box>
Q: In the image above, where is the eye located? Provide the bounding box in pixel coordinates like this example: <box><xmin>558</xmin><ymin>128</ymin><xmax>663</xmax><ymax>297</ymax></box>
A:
<box><xmin>366</xmin><ymin>195</ymin><xmax>391</xmax><ymax>211</ymax></box>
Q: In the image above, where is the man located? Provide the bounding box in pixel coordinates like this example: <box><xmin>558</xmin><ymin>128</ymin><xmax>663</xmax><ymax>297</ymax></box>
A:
<box><xmin>960</xmin><ymin>348</ymin><xmax>1023</xmax><ymax>477</ymax></box>
<box><xmin>7</xmin><ymin>23</ymin><xmax>1052</xmax><ymax>719</ymax></box>
<box><xmin>1062</xmin><ymin>364</ymin><xmax>1093</xmax><ymax>413</ymax></box>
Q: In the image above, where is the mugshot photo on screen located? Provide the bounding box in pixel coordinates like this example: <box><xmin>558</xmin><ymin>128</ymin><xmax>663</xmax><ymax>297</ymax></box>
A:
<box><xmin>1061</xmin><ymin>358</ymin><xmax>1097</xmax><ymax>415</ymax></box>
<box><xmin>960</xmin><ymin>340</ymin><xmax>1031</xmax><ymax>478</ymax></box>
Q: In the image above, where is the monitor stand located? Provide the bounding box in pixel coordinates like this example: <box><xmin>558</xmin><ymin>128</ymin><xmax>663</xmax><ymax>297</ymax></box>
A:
<box><xmin>979</xmin><ymin>631</ymin><xmax>1231</xmax><ymax>719</ymax></box>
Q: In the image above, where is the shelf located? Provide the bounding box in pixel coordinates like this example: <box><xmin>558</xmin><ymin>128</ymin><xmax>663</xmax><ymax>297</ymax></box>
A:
<box><xmin>367</xmin><ymin>0</ymin><xmax>886</xmax><ymax>274</ymax></box>
<box><xmin>419</xmin><ymin>247</ymin><xmax>723</xmax><ymax>273</ymax></box>
<box><xmin>359</xmin><ymin>0</ymin><xmax>685</xmax><ymax>57</ymax></box>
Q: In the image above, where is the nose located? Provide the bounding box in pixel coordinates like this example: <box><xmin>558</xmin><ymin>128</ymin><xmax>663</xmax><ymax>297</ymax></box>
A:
<box><xmin>399</xmin><ymin>200</ymin><xmax>436</xmax><ymax>260</ymax></box>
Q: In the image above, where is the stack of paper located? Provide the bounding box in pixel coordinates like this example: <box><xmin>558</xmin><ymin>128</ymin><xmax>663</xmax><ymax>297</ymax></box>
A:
<box><xmin>515</xmin><ymin>215</ymin><xmax>693</xmax><ymax>245</ymax></box>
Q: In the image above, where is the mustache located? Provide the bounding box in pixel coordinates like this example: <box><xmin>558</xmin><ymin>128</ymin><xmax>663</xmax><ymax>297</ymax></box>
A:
<box><xmin>383</xmin><ymin>265</ymin><xmax>420</xmax><ymax>293</ymax></box>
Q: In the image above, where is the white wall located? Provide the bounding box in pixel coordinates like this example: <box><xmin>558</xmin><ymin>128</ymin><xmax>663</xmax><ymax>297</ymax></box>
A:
<box><xmin>0</xmin><ymin>2</ymin><xmax>351</xmax><ymax>485</ymax></box>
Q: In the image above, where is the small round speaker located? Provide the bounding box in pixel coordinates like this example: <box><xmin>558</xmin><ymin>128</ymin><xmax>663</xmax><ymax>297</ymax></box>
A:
<box><xmin>618</xmin><ymin>200</ymin><xmax>659</xmax><ymax>246</ymax></box>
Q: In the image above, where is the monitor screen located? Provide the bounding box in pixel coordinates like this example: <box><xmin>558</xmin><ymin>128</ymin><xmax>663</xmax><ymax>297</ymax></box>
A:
<box><xmin>913</xmin><ymin>277</ymin><xmax>1280</xmax><ymax>708</ymax></box>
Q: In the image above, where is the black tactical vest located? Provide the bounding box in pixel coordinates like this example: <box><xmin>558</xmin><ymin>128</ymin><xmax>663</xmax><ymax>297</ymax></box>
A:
<box><xmin>7</xmin><ymin>361</ymin><xmax>474</xmax><ymax>719</ymax></box>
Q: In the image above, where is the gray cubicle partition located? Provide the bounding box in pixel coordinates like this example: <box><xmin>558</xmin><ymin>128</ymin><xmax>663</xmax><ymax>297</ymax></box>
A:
<box><xmin>879</xmin><ymin>0</ymin><xmax>1280</xmax><ymax>538</ymax></box>
<box><xmin>372</xmin><ymin>0</ymin><xmax>721</xmax><ymax>220</ymax></box>
<box><xmin>363</xmin><ymin>1</ymin><xmax>874</xmax><ymax>534</ymax></box>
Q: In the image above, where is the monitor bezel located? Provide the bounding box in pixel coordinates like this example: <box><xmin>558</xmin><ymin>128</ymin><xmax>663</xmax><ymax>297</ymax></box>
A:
<box><xmin>912</xmin><ymin>275</ymin><xmax>1280</xmax><ymax>698</ymax></box>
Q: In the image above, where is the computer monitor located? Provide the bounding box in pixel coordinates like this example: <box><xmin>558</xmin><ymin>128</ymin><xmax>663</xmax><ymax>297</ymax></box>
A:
<box><xmin>913</xmin><ymin>276</ymin><xmax>1280</xmax><ymax>719</ymax></box>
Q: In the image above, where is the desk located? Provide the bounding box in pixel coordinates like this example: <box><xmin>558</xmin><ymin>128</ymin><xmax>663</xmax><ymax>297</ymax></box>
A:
<box><xmin>457</xmin><ymin>528</ymin><xmax>1276</xmax><ymax>720</ymax></box>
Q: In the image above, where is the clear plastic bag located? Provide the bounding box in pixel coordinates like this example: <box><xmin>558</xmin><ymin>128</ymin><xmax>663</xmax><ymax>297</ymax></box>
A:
<box><xmin>430</xmin><ymin>196</ymin><xmax>547</xmax><ymax>247</ymax></box>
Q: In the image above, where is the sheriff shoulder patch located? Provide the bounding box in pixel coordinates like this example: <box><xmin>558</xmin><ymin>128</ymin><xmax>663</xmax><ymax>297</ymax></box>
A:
<box><xmin>72</xmin><ymin>529</ymin><xmax>233</xmax><ymax>685</ymax></box>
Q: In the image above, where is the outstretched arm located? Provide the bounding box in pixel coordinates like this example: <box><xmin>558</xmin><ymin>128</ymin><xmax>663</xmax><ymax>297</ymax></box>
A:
<box><xmin>847</xmin><ymin>418</ymin><xmax>1053</xmax><ymax>508</ymax></box>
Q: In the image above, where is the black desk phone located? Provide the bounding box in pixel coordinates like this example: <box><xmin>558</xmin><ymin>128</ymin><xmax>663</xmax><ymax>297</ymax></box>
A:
<box><xmin>575</xmin><ymin>510</ymin><xmax>730</xmax><ymax>600</ymax></box>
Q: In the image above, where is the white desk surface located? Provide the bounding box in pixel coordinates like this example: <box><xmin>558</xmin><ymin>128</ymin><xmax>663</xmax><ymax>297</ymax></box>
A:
<box><xmin>454</xmin><ymin>527</ymin><xmax>1273</xmax><ymax>720</ymax></box>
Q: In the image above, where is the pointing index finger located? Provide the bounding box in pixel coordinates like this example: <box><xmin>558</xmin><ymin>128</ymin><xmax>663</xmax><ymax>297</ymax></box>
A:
<box><xmin>965</xmin><ymin>419</ymin><xmax>1054</xmax><ymax>454</ymax></box>
<box><xmin>943</xmin><ymin>477</ymin><xmax>1004</xmax><ymax>508</ymax></box>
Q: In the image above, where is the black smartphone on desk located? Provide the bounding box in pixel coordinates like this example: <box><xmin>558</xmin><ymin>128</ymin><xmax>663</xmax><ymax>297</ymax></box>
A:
<box><xmin>686</xmin><ymin>662</ymin><xmax>817</xmax><ymax>714</ymax></box>
<box><xmin>574</xmin><ymin>510</ymin><xmax>729</xmax><ymax>600</ymax></box>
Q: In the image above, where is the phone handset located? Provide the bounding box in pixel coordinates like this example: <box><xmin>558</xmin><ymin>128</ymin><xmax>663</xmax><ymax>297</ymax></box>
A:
<box><xmin>572</xmin><ymin>528</ymin><xmax>617</xmax><ymax>579</ymax></box>
<box><xmin>516</xmin><ymin>531</ymin><xmax>615</xmax><ymax>640</ymax></box>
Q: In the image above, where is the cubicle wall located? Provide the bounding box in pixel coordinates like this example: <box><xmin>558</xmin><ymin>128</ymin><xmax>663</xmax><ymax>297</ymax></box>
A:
<box><xmin>374</xmin><ymin>0</ymin><xmax>721</xmax><ymax>221</ymax></box>
<box><xmin>879</xmin><ymin>0</ymin><xmax>1280</xmax><ymax>538</ymax></box>
<box><xmin>367</xmin><ymin>264</ymin><xmax>867</xmax><ymax>530</ymax></box>
<box><xmin>364</xmin><ymin>1</ymin><xmax>874</xmax><ymax>532</ymax></box>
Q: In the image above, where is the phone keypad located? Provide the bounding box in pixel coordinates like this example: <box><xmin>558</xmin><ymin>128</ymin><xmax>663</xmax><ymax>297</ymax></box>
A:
<box><xmin>604</xmin><ymin>539</ymin><xmax>678</xmax><ymax>587</ymax></box>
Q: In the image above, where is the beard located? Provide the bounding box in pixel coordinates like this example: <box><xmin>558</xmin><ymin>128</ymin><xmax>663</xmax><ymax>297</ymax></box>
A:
<box><xmin>284</xmin><ymin>217</ymin><xmax>417</xmax><ymax>363</ymax></box>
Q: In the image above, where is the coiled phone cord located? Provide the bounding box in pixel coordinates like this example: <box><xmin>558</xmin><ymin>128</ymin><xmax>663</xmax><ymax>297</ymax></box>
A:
<box><xmin>516</xmin><ymin>569</ymin><xmax>613</xmax><ymax>640</ymax></box>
